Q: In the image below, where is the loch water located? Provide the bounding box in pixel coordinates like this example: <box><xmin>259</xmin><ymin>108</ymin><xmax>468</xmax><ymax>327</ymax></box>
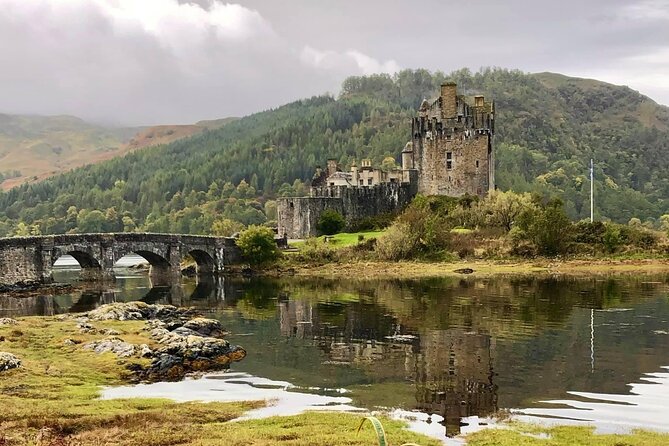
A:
<box><xmin>2</xmin><ymin>260</ymin><xmax>669</xmax><ymax>443</ymax></box>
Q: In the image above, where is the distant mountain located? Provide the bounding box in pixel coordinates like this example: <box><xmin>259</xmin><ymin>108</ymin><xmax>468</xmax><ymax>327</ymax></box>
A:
<box><xmin>0</xmin><ymin>68</ymin><xmax>667</xmax><ymax>236</ymax></box>
<box><xmin>0</xmin><ymin>114</ymin><xmax>136</xmax><ymax>189</ymax></box>
<box><xmin>0</xmin><ymin>114</ymin><xmax>238</xmax><ymax>190</ymax></box>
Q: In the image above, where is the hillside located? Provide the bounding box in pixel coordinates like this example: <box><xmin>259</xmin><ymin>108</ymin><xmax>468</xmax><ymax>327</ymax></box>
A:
<box><xmin>0</xmin><ymin>114</ymin><xmax>138</xmax><ymax>189</ymax></box>
<box><xmin>0</xmin><ymin>114</ymin><xmax>238</xmax><ymax>190</ymax></box>
<box><xmin>0</xmin><ymin>68</ymin><xmax>667</xmax><ymax>236</ymax></box>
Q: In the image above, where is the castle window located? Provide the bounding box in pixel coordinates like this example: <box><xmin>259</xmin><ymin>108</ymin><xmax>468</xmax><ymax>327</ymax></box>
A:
<box><xmin>329</xmin><ymin>182</ymin><xmax>335</xmax><ymax>186</ymax></box>
<box><xmin>476</xmin><ymin>160</ymin><xmax>480</xmax><ymax>168</ymax></box>
<box><xmin>367</xmin><ymin>178</ymin><xmax>373</xmax><ymax>185</ymax></box>
<box><xmin>359</xmin><ymin>179</ymin><xmax>364</xmax><ymax>186</ymax></box>
<box><xmin>446</xmin><ymin>152</ymin><xmax>453</xmax><ymax>170</ymax></box>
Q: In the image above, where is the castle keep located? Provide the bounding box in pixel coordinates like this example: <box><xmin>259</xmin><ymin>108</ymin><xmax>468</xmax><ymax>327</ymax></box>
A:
<box><xmin>277</xmin><ymin>83</ymin><xmax>495</xmax><ymax>239</ymax></box>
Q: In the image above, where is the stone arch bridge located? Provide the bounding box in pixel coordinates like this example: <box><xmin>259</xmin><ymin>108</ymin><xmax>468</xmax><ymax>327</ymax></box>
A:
<box><xmin>0</xmin><ymin>233</ymin><xmax>242</xmax><ymax>286</ymax></box>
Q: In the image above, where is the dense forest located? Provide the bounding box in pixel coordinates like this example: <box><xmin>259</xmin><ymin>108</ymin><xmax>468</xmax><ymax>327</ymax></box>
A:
<box><xmin>0</xmin><ymin>68</ymin><xmax>668</xmax><ymax>236</ymax></box>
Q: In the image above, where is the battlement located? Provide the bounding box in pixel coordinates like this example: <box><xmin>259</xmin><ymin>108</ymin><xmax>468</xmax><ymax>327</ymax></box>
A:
<box><xmin>411</xmin><ymin>82</ymin><xmax>495</xmax><ymax>197</ymax></box>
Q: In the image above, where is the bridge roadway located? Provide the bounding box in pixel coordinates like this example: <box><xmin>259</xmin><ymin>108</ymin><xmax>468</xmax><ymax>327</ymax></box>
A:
<box><xmin>0</xmin><ymin>233</ymin><xmax>242</xmax><ymax>286</ymax></box>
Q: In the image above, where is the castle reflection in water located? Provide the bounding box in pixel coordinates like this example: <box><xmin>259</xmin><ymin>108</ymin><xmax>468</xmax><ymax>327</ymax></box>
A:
<box><xmin>279</xmin><ymin>299</ymin><xmax>497</xmax><ymax>436</ymax></box>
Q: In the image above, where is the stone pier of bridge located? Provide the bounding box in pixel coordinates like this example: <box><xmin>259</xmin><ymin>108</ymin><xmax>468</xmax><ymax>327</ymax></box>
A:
<box><xmin>0</xmin><ymin>233</ymin><xmax>243</xmax><ymax>286</ymax></box>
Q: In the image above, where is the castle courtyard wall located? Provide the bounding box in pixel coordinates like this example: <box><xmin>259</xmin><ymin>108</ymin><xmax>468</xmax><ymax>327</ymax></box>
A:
<box><xmin>277</xmin><ymin>180</ymin><xmax>417</xmax><ymax>239</ymax></box>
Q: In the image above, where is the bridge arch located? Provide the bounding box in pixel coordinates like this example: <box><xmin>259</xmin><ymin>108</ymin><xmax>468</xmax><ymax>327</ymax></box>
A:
<box><xmin>113</xmin><ymin>246</ymin><xmax>172</xmax><ymax>269</ymax></box>
<box><xmin>52</xmin><ymin>248</ymin><xmax>106</xmax><ymax>282</ymax></box>
<box><xmin>54</xmin><ymin>250</ymin><xmax>101</xmax><ymax>269</ymax></box>
<box><xmin>184</xmin><ymin>249</ymin><xmax>216</xmax><ymax>275</ymax></box>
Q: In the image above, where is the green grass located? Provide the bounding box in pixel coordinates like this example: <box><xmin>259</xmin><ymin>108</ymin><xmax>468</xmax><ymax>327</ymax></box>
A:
<box><xmin>467</xmin><ymin>423</ymin><xmax>669</xmax><ymax>446</ymax></box>
<box><xmin>291</xmin><ymin>230</ymin><xmax>386</xmax><ymax>248</ymax></box>
<box><xmin>0</xmin><ymin>316</ymin><xmax>439</xmax><ymax>446</ymax></box>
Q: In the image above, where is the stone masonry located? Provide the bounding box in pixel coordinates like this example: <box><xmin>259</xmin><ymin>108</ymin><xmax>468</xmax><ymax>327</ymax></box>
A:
<box><xmin>277</xmin><ymin>82</ymin><xmax>495</xmax><ymax>239</ymax></box>
<box><xmin>0</xmin><ymin>233</ymin><xmax>242</xmax><ymax>287</ymax></box>
<box><xmin>410</xmin><ymin>82</ymin><xmax>495</xmax><ymax>196</ymax></box>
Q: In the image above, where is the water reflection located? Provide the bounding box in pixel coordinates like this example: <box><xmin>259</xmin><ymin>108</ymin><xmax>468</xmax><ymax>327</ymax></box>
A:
<box><xmin>2</xmin><ymin>271</ymin><xmax>669</xmax><ymax>441</ymax></box>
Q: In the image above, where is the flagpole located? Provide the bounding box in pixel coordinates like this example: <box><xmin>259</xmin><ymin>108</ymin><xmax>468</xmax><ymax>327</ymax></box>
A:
<box><xmin>590</xmin><ymin>159</ymin><xmax>594</xmax><ymax>222</ymax></box>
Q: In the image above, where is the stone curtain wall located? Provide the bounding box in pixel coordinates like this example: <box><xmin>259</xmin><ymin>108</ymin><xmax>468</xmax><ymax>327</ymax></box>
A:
<box><xmin>277</xmin><ymin>181</ymin><xmax>417</xmax><ymax>239</ymax></box>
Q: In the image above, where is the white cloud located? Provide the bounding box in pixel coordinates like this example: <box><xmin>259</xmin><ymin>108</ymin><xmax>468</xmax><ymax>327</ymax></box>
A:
<box><xmin>345</xmin><ymin>50</ymin><xmax>401</xmax><ymax>75</ymax></box>
<box><xmin>620</xmin><ymin>0</ymin><xmax>669</xmax><ymax>21</ymax></box>
<box><xmin>300</xmin><ymin>46</ymin><xmax>400</xmax><ymax>76</ymax></box>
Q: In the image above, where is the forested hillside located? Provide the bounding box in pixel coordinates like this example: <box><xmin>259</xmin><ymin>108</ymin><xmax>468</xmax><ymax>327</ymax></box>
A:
<box><xmin>0</xmin><ymin>68</ymin><xmax>667</xmax><ymax>236</ymax></box>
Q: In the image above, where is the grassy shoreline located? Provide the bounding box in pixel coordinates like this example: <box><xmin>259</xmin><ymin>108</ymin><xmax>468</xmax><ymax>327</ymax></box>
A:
<box><xmin>0</xmin><ymin>315</ymin><xmax>440</xmax><ymax>446</ymax></box>
<box><xmin>267</xmin><ymin>257</ymin><xmax>669</xmax><ymax>280</ymax></box>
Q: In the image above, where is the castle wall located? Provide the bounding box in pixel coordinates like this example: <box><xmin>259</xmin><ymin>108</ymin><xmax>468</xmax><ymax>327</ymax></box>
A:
<box><xmin>277</xmin><ymin>179</ymin><xmax>417</xmax><ymax>239</ymax></box>
<box><xmin>417</xmin><ymin>132</ymin><xmax>492</xmax><ymax>196</ymax></box>
<box><xmin>277</xmin><ymin>197</ymin><xmax>344</xmax><ymax>239</ymax></box>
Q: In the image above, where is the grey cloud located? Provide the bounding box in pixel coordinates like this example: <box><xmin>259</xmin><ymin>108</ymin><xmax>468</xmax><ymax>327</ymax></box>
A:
<box><xmin>0</xmin><ymin>0</ymin><xmax>667</xmax><ymax>127</ymax></box>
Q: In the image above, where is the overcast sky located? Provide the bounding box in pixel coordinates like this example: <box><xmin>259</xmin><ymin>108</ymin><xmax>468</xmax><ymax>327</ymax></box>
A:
<box><xmin>1</xmin><ymin>0</ymin><xmax>668</xmax><ymax>126</ymax></box>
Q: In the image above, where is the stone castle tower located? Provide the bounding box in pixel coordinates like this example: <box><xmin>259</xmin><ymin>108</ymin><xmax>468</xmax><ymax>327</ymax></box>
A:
<box><xmin>403</xmin><ymin>82</ymin><xmax>495</xmax><ymax>196</ymax></box>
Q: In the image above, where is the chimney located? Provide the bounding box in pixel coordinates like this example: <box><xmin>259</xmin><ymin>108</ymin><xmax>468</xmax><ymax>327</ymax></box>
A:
<box><xmin>474</xmin><ymin>95</ymin><xmax>485</xmax><ymax>107</ymax></box>
<box><xmin>440</xmin><ymin>82</ymin><xmax>457</xmax><ymax>119</ymax></box>
<box><xmin>326</xmin><ymin>159</ymin><xmax>338</xmax><ymax>176</ymax></box>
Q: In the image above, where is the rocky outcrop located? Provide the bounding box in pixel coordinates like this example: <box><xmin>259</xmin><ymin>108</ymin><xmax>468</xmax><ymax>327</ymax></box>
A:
<box><xmin>0</xmin><ymin>352</ymin><xmax>21</xmax><ymax>371</ymax></box>
<box><xmin>86</xmin><ymin>301</ymin><xmax>195</xmax><ymax>323</ymax></box>
<box><xmin>80</xmin><ymin>302</ymin><xmax>245</xmax><ymax>382</ymax></box>
<box><xmin>83</xmin><ymin>338</ymin><xmax>136</xmax><ymax>358</ymax></box>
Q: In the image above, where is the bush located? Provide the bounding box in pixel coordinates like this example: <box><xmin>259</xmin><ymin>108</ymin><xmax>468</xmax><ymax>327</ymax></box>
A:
<box><xmin>375</xmin><ymin>197</ymin><xmax>453</xmax><ymax>260</ymax></box>
<box><xmin>294</xmin><ymin>237</ymin><xmax>338</xmax><ymax>263</ymax></box>
<box><xmin>375</xmin><ymin>222</ymin><xmax>419</xmax><ymax>260</ymax></box>
<box><xmin>316</xmin><ymin>209</ymin><xmax>345</xmax><ymax>235</ymax></box>
<box><xmin>516</xmin><ymin>198</ymin><xmax>572</xmax><ymax>256</ymax></box>
<box><xmin>573</xmin><ymin>221</ymin><xmax>606</xmax><ymax>244</ymax></box>
<box><xmin>236</xmin><ymin>225</ymin><xmax>280</xmax><ymax>266</ymax></box>
<box><xmin>450</xmin><ymin>232</ymin><xmax>476</xmax><ymax>259</ymax></box>
<box><xmin>602</xmin><ymin>224</ymin><xmax>622</xmax><ymax>253</ymax></box>
<box><xmin>348</xmin><ymin>212</ymin><xmax>396</xmax><ymax>232</ymax></box>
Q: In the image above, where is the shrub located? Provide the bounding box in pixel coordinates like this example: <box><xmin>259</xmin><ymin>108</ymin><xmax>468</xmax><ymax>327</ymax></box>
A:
<box><xmin>516</xmin><ymin>198</ymin><xmax>572</xmax><ymax>256</ymax></box>
<box><xmin>316</xmin><ymin>209</ymin><xmax>345</xmax><ymax>235</ymax></box>
<box><xmin>573</xmin><ymin>221</ymin><xmax>606</xmax><ymax>244</ymax></box>
<box><xmin>348</xmin><ymin>212</ymin><xmax>396</xmax><ymax>232</ymax></box>
<box><xmin>450</xmin><ymin>232</ymin><xmax>476</xmax><ymax>259</ymax></box>
<box><xmin>236</xmin><ymin>225</ymin><xmax>280</xmax><ymax>266</ymax></box>
<box><xmin>602</xmin><ymin>224</ymin><xmax>622</xmax><ymax>253</ymax></box>
<box><xmin>376</xmin><ymin>197</ymin><xmax>453</xmax><ymax>260</ymax></box>
<box><xmin>375</xmin><ymin>222</ymin><xmax>418</xmax><ymax>260</ymax></box>
<box><xmin>295</xmin><ymin>237</ymin><xmax>338</xmax><ymax>263</ymax></box>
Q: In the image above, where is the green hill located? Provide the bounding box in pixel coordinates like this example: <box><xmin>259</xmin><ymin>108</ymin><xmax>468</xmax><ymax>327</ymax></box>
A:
<box><xmin>0</xmin><ymin>68</ymin><xmax>667</xmax><ymax>236</ymax></box>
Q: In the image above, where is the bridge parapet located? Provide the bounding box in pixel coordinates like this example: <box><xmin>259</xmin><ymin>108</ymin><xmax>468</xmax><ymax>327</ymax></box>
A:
<box><xmin>0</xmin><ymin>233</ymin><xmax>242</xmax><ymax>286</ymax></box>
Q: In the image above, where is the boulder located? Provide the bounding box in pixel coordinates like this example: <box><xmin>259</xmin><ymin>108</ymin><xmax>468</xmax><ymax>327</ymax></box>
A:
<box><xmin>144</xmin><ymin>336</ymin><xmax>246</xmax><ymax>381</ymax></box>
<box><xmin>83</xmin><ymin>337</ymin><xmax>136</xmax><ymax>358</ymax></box>
<box><xmin>0</xmin><ymin>352</ymin><xmax>21</xmax><ymax>371</ymax></box>
<box><xmin>181</xmin><ymin>318</ymin><xmax>227</xmax><ymax>338</ymax></box>
<box><xmin>86</xmin><ymin>302</ymin><xmax>195</xmax><ymax>323</ymax></box>
<box><xmin>139</xmin><ymin>344</ymin><xmax>153</xmax><ymax>358</ymax></box>
<box><xmin>0</xmin><ymin>318</ymin><xmax>18</xmax><ymax>326</ymax></box>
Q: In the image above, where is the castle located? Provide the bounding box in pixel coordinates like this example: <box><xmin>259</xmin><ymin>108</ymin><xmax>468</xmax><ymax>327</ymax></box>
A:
<box><xmin>277</xmin><ymin>82</ymin><xmax>495</xmax><ymax>239</ymax></box>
